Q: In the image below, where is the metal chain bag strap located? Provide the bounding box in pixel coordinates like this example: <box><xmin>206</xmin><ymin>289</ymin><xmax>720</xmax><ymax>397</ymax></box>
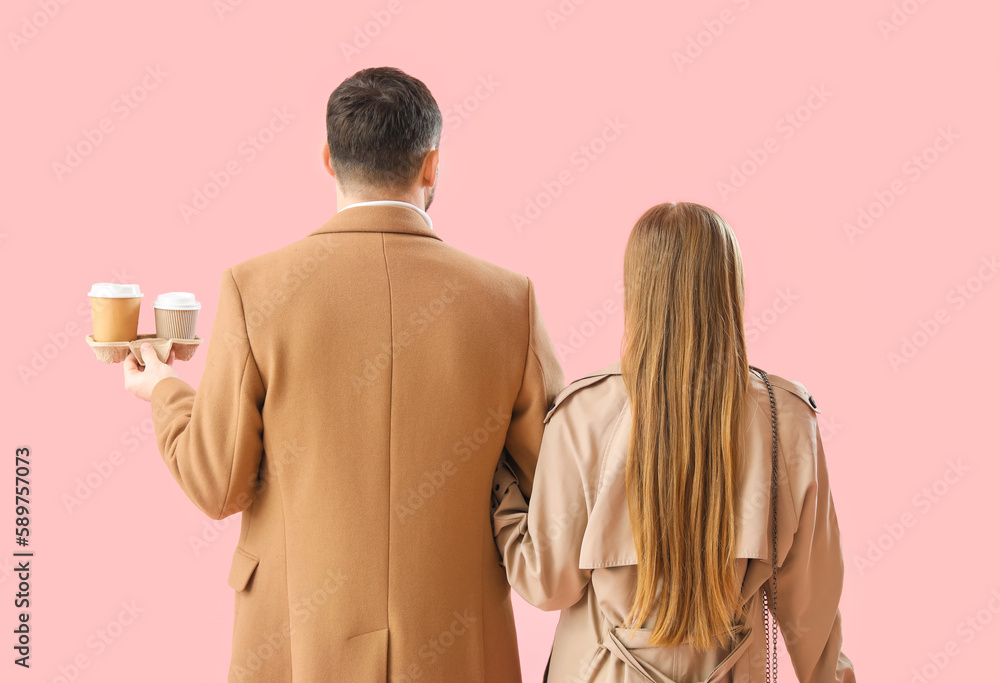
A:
<box><xmin>749</xmin><ymin>365</ymin><xmax>779</xmax><ymax>683</ymax></box>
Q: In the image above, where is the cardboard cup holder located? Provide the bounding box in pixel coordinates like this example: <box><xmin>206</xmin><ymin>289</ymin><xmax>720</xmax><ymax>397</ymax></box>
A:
<box><xmin>86</xmin><ymin>333</ymin><xmax>202</xmax><ymax>365</ymax></box>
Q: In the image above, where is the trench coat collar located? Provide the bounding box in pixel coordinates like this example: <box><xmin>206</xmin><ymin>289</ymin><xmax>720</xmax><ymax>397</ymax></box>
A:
<box><xmin>308</xmin><ymin>203</ymin><xmax>442</xmax><ymax>242</ymax></box>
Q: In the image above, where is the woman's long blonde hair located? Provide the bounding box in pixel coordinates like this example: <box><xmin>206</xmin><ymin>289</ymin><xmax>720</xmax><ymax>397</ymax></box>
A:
<box><xmin>621</xmin><ymin>202</ymin><xmax>749</xmax><ymax>650</ymax></box>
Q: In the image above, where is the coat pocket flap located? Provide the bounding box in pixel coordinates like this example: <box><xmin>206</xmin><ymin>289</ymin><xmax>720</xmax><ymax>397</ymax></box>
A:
<box><xmin>346</xmin><ymin>627</ymin><xmax>388</xmax><ymax>680</ymax></box>
<box><xmin>227</xmin><ymin>547</ymin><xmax>259</xmax><ymax>592</ymax></box>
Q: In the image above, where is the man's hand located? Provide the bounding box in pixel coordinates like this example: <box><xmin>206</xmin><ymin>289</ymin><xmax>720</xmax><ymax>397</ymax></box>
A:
<box><xmin>124</xmin><ymin>344</ymin><xmax>178</xmax><ymax>402</ymax></box>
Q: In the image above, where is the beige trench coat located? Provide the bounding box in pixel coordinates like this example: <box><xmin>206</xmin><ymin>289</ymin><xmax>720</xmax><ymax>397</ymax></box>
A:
<box><xmin>492</xmin><ymin>363</ymin><xmax>856</xmax><ymax>682</ymax></box>
<box><xmin>150</xmin><ymin>204</ymin><xmax>564</xmax><ymax>681</ymax></box>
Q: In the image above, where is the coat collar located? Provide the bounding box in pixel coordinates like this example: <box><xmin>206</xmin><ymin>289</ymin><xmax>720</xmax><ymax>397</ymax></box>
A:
<box><xmin>308</xmin><ymin>203</ymin><xmax>442</xmax><ymax>242</ymax></box>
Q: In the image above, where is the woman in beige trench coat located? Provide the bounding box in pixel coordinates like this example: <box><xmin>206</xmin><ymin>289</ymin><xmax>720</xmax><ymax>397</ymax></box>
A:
<box><xmin>492</xmin><ymin>202</ymin><xmax>856</xmax><ymax>682</ymax></box>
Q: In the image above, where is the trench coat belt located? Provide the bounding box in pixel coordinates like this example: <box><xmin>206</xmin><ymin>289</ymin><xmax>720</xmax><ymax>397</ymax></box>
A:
<box><xmin>600</xmin><ymin>624</ymin><xmax>658</xmax><ymax>683</ymax></box>
<box><xmin>599</xmin><ymin>619</ymin><xmax>755</xmax><ymax>683</ymax></box>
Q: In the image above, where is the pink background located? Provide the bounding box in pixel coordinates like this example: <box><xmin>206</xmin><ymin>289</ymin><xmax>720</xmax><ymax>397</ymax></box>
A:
<box><xmin>2</xmin><ymin>0</ymin><xmax>998</xmax><ymax>680</ymax></box>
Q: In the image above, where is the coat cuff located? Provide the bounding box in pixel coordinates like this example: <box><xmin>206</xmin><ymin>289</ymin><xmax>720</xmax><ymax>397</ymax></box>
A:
<box><xmin>492</xmin><ymin>459</ymin><xmax>518</xmax><ymax>505</ymax></box>
<box><xmin>150</xmin><ymin>376</ymin><xmax>195</xmax><ymax>419</ymax></box>
<box><xmin>149</xmin><ymin>377</ymin><xmax>195</xmax><ymax>406</ymax></box>
<box><xmin>491</xmin><ymin>459</ymin><xmax>527</xmax><ymax>539</ymax></box>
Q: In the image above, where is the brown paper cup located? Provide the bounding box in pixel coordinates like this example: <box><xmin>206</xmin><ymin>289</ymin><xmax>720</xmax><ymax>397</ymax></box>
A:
<box><xmin>90</xmin><ymin>297</ymin><xmax>141</xmax><ymax>342</ymax></box>
<box><xmin>154</xmin><ymin>308</ymin><xmax>199</xmax><ymax>340</ymax></box>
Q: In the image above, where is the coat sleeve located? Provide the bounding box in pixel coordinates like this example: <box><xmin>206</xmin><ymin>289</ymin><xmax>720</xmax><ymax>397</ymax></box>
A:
<box><xmin>491</xmin><ymin>404</ymin><xmax>592</xmax><ymax>611</ymax></box>
<box><xmin>149</xmin><ymin>267</ymin><xmax>265</xmax><ymax>520</ymax></box>
<box><xmin>501</xmin><ymin>277</ymin><xmax>564</xmax><ymax>498</ymax></box>
<box><xmin>772</xmin><ymin>427</ymin><xmax>856</xmax><ymax>683</ymax></box>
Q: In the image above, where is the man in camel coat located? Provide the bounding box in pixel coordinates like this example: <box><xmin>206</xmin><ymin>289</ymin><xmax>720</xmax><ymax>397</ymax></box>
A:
<box><xmin>124</xmin><ymin>66</ymin><xmax>563</xmax><ymax>682</ymax></box>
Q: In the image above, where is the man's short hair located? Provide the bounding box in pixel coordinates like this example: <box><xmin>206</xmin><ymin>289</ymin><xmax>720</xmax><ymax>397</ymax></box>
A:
<box><xmin>326</xmin><ymin>67</ymin><xmax>442</xmax><ymax>192</ymax></box>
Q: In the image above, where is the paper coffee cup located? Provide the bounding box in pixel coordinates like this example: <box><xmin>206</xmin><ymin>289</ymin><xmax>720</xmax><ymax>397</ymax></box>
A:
<box><xmin>88</xmin><ymin>283</ymin><xmax>143</xmax><ymax>342</ymax></box>
<box><xmin>153</xmin><ymin>292</ymin><xmax>201</xmax><ymax>340</ymax></box>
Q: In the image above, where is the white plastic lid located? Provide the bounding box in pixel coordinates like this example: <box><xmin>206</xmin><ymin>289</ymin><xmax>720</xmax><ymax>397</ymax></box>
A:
<box><xmin>88</xmin><ymin>283</ymin><xmax>143</xmax><ymax>298</ymax></box>
<box><xmin>153</xmin><ymin>292</ymin><xmax>201</xmax><ymax>310</ymax></box>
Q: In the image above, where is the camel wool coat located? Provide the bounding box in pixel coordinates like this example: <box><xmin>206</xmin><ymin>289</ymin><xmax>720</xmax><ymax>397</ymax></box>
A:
<box><xmin>149</xmin><ymin>203</ymin><xmax>564</xmax><ymax>682</ymax></box>
<box><xmin>492</xmin><ymin>363</ymin><xmax>856</xmax><ymax>683</ymax></box>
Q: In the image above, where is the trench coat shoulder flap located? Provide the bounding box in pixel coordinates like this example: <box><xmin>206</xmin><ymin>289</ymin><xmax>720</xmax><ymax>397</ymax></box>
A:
<box><xmin>543</xmin><ymin>362</ymin><xmax>624</xmax><ymax>425</ymax></box>
<box><xmin>577</xmin><ymin>368</ymin><xmax>821</xmax><ymax>570</ymax></box>
<box><xmin>227</xmin><ymin>546</ymin><xmax>260</xmax><ymax>592</ymax></box>
<box><xmin>765</xmin><ymin>372</ymin><xmax>821</xmax><ymax>414</ymax></box>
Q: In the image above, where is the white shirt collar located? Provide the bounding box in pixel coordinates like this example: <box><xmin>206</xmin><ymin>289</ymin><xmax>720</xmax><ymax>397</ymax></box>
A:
<box><xmin>338</xmin><ymin>200</ymin><xmax>433</xmax><ymax>230</ymax></box>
